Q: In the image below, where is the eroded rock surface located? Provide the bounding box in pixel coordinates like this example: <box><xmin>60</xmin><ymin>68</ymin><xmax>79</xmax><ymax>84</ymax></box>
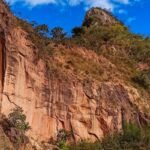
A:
<box><xmin>83</xmin><ymin>7</ymin><xmax>117</xmax><ymax>27</ymax></box>
<box><xmin>0</xmin><ymin>0</ymin><xmax>149</xmax><ymax>144</ymax></box>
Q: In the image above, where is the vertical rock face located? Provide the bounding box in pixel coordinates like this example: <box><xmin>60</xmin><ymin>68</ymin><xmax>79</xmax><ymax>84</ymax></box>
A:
<box><xmin>0</xmin><ymin>32</ymin><xmax>3</xmax><ymax>95</ymax></box>
<box><xmin>0</xmin><ymin>28</ymin><xmax>6</xmax><ymax>110</ymax></box>
<box><xmin>0</xmin><ymin>1</ymin><xmax>149</xmax><ymax>143</ymax></box>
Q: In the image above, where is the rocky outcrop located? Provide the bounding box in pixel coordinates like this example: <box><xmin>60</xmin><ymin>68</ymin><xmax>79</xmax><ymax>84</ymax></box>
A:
<box><xmin>0</xmin><ymin>0</ymin><xmax>149</xmax><ymax>144</ymax></box>
<box><xmin>83</xmin><ymin>7</ymin><xmax>117</xmax><ymax>27</ymax></box>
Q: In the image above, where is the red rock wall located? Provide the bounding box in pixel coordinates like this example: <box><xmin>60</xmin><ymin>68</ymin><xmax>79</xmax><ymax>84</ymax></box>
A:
<box><xmin>0</xmin><ymin>31</ymin><xmax>5</xmax><ymax>102</ymax></box>
<box><xmin>0</xmin><ymin>27</ymin><xmax>148</xmax><ymax>142</ymax></box>
<box><xmin>0</xmin><ymin>1</ymin><xmax>149</xmax><ymax>143</ymax></box>
<box><xmin>0</xmin><ymin>38</ymin><xmax>2</xmax><ymax>94</ymax></box>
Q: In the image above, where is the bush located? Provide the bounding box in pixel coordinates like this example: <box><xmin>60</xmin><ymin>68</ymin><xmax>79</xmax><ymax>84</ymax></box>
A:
<box><xmin>17</xmin><ymin>19</ymin><xmax>54</xmax><ymax>59</ymax></box>
<box><xmin>71</xmin><ymin>23</ymin><xmax>133</xmax><ymax>54</ymax></box>
<box><xmin>72</xmin><ymin>27</ymin><xmax>85</xmax><ymax>37</ymax></box>
<box><xmin>63</xmin><ymin>123</ymin><xmax>150</xmax><ymax>150</ymax></box>
<box><xmin>132</xmin><ymin>70</ymin><xmax>150</xmax><ymax>90</ymax></box>
<box><xmin>68</xmin><ymin>141</ymin><xmax>102</xmax><ymax>150</ymax></box>
<box><xmin>57</xmin><ymin>129</ymin><xmax>70</xmax><ymax>143</ymax></box>
<box><xmin>122</xmin><ymin>123</ymin><xmax>141</xmax><ymax>142</ymax></box>
<box><xmin>8</xmin><ymin>107</ymin><xmax>31</xmax><ymax>132</ymax></box>
<box><xmin>51</xmin><ymin>27</ymin><xmax>66</xmax><ymax>41</ymax></box>
<box><xmin>34</xmin><ymin>24</ymin><xmax>49</xmax><ymax>37</ymax></box>
<box><xmin>56</xmin><ymin>129</ymin><xmax>72</xmax><ymax>149</ymax></box>
<box><xmin>0</xmin><ymin>107</ymin><xmax>31</xmax><ymax>148</ymax></box>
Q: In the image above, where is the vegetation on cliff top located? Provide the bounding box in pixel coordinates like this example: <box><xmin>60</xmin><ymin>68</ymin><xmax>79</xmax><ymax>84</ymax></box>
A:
<box><xmin>17</xmin><ymin>8</ymin><xmax>150</xmax><ymax>88</ymax></box>
<box><xmin>15</xmin><ymin>7</ymin><xmax>150</xmax><ymax>112</ymax></box>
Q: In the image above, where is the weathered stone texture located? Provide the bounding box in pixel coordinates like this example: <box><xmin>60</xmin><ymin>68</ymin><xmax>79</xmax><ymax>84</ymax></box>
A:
<box><xmin>0</xmin><ymin>1</ymin><xmax>149</xmax><ymax>143</ymax></box>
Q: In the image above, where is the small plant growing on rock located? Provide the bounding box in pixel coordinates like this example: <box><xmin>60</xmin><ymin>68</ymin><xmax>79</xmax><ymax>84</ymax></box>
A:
<box><xmin>57</xmin><ymin>129</ymin><xmax>69</xmax><ymax>142</ymax></box>
<box><xmin>0</xmin><ymin>107</ymin><xmax>31</xmax><ymax>148</ymax></box>
<box><xmin>8</xmin><ymin>107</ymin><xmax>31</xmax><ymax>133</ymax></box>
<box><xmin>57</xmin><ymin>129</ymin><xmax>72</xmax><ymax>150</ymax></box>
<box><xmin>132</xmin><ymin>70</ymin><xmax>150</xmax><ymax>90</ymax></box>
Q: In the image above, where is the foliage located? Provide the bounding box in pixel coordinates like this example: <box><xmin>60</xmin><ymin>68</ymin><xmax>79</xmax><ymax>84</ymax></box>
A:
<box><xmin>50</xmin><ymin>27</ymin><xmax>66</xmax><ymax>41</ymax></box>
<box><xmin>57</xmin><ymin>129</ymin><xmax>69</xmax><ymax>142</ymax></box>
<box><xmin>71</xmin><ymin>19</ymin><xmax>150</xmax><ymax>65</ymax></box>
<box><xmin>132</xmin><ymin>70</ymin><xmax>150</xmax><ymax>90</ymax></box>
<box><xmin>64</xmin><ymin>52</ymin><xmax>103</xmax><ymax>80</ymax></box>
<box><xmin>64</xmin><ymin>123</ymin><xmax>150</xmax><ymax>150</ymax></box>
<box><xmin>0</xmin><ymin>107</ymin><xmax>31</xmax><ymax>148</ymax></box>
<box><xmin>130</xmin><ymin>38</ymin><xmax>150</xmax><ymax>62</ymax></box>
<box><xmin>68</xmin><ymin>141</ymin><xmax>102</xmax><ymax>150</ymax></box>
<box><xmin>57</xmin><ymin>129</ymin><xmax>72</xmax><ymax>149</ymax></box>
<box><xmin>71</xmin><ymin>23</ymin><xmax>132</xmax><ymax>53</ymax></box>
<box><xmin>16</xmin><ymin>6</ymin><xmax>150</xmax><ymax>94</ymax></box>
<box><xmin>72</xmin><ymin>27</ymin><xmax>84</xmax><ymax>37</ymax></box>
<box><xmin>17</xmin><ymin>19</ymin><xmax>54</xmax><ymax>58</ymax></box>
<box><xmin>3</xmin><ymin>0</ymin><xmax>11</xmax><ymax>11</ymax></box>
<box><xmin>8</xmin><ymin>107</ymin><xmax>31</xmax><ymax>132</ymax></box>
<box><xmin>59</xmin><ymin>141</ymin><xmax>69</xmax><ymax>150</ymax></box>
<box><xmin>34</xmin><ymin>24</ymin><xmax>49</xmax><ymax>37</ymax></box>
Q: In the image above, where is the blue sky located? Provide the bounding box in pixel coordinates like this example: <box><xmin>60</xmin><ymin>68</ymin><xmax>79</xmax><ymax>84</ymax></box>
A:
<box><xmin>6</xmin><ymin>0</ymin><xmax>150</xmax><ymax>36</ymax></box>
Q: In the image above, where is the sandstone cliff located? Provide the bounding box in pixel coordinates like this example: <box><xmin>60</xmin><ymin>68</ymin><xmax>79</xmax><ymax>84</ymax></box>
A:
<box><xmin>0</xmin><ymin>0</ymin><xmax>149</xmax><ymax>146</ymax></box>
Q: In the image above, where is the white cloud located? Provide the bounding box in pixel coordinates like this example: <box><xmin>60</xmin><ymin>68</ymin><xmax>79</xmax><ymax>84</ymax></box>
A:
<box><xmin>6</xmin><ymin>0</ymin><xmax>140</xmax><ymax>10</ymax></box>
<box><xmin>85</xmin><ymin>0</ymin><xmax>115</xmax><ymax>10</ymax></box>
<box><xmin>127</xmin><ymin>17</ymin><xmax>136</xmax><ymax>23</ymax></box>
<box><xmin>118</xmin><ymin>9</ymin><xmax>127</xmax><ymax>14</ymax></box>
<box><xmin>6</xmin><ymin>0</ymin><xmax>56</xmax><ymax>6</ymax></box>
<box><xmin>114</xmin><ymin>0</ymin><xmax>129</xmax><ymax>4</ymax></box>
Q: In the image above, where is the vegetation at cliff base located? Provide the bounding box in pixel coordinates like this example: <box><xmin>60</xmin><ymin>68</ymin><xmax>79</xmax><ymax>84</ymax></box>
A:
<box><xmin>60</xmin><ymin>123</ymin><xmax>150</xmax><ymax>150</ymax></box>
<box><xmin>0</xmin><ymin>107</ymin><xmax>31</xmax><ymax>148</ymax></box>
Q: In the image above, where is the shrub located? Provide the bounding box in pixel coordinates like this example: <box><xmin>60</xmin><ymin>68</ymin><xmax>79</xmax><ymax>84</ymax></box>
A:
<box><xmin>17</xmin><ymin>19</ymin><xmax>54</xmax><ymax>59</ymax></box>
<box><xmin>68</xmin><ymin>141</ymin><xmax>102</xmax><ymax>150</ymax></box>
<box><xmin>59</xmin><ymin>141</ymin><xmax>69</xmax><ymax>150</ymax></box>
<box><xmin>57</xmin><ymin>129</ymin><xmax>72</xmax><ymax>149</ymax></box>
<box><xmin>57</xmin><ymin>129</ymin><xmax>69</xmax><ymax>143</ymax></box>
<box><xmin>34</xmin><ymin>24</ymin><xmax>49</xmax><ymax>37</ymax></box>
<box><xmin>50</xmin><ymin>27</ymin><xmax>66</xmax><ymax>41</ymax></box>
<box><xmin>72</xmin><ymin>27</ymin><xmax>84</xmax><ymax>37</ymax></box>
<box><xmin>132</xmin><ymin>70</ymin><xmax>150</xmax><ymax>90</ymax></box>
<box><xmin>122</xmin><ymin>123</ymin><xmax>141</xmax><ymax>142</ymax></box>
<box><xmin>65</xmin><ymin>123</ymin><xmax>150</xmax><ymax>150</ymax></box>
<box><xmin>3</xmin><ymin>0</ymin><xmax>11</xmax><ymax>11</ymax></box>
<box><xmin>0</xmin><ymin>107</ymin><xmax>31</xmax><ymax>148</ymax></box>
<box><xmin>8</xmin><ymin>107</ymin><xmax>31</xmax><ymax>132</ymax></box>
<box><xmin>71</xmin><ymin>23</ymin><xmax>133</xmax><ymax>54</ymax></box>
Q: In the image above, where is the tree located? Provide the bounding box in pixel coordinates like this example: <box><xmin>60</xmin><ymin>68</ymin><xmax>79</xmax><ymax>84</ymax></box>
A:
<box><xmin>0</xmin><ymin>107</ymin><xmax>31</xmax><ymax>147</ymax></box>
<box><xmin>34</xmin><ymin>24</ymin><xmax>49</xmax><ymax>37</ymax></box>
<box><xmin>50</xmin><ymin>27</ymin><xmax>66</xmax><ymax>41</ymax></box>
<box><xmin>72</xmin><ymin>27</ymin><xmax>84</xmax><ymax>37</ymax></box>
<box><xmin>8</xmin><ymin>107</ymin><xmax>31</xmax><ymax>133</ymax></box>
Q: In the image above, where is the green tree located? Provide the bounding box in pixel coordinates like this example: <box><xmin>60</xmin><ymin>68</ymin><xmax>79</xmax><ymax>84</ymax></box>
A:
<box><xmin>72</xmin><ymin>27</ymin><xmax>84</xmax><ymax>37</ymax></box>
<box><xmin>34</xmin><ymin>24</ymin><xmax>49</xmax><ymax>37</ymax></box>
<box><xmin>8</xmin><ymin>107</ymin><xmax>31</xmax><ymax>133</ymax></box>
<box><xmin>0</xmin><ymin>107</ymin><xmax>31</xmax><ymax>148</ymax></box>
<box><xmin>50</xmin><ymin>27</ymin><xmax>66</xmax><ymax>41</ymax></box>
